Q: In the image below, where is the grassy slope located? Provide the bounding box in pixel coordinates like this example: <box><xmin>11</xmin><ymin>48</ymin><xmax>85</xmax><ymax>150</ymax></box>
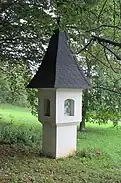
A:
<box><xmin>0</xmin><ymin>104</ymin><xmax>121</xmax><ymax>183</ymax></box>
<box><xmin>0</xmin><ymin>103</ymin><xmax>39</xmax><ymax>123</ymax></box>
<box><xmin>0</xmin><ymin>104</ymin><xmax>42</xmax><ymax>146</ymax></box>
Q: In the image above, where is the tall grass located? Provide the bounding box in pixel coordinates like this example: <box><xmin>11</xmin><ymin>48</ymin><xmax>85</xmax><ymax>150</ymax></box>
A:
<box><xmin>0</xmin><ymin>104</ymin><xmax>41</xmax><ymax>146</ymax></box>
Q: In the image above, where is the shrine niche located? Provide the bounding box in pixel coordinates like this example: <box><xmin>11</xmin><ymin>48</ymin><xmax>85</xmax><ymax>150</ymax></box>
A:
<box><xmin>64</xmin><ymin>99</ymin><xmax>74</xmax><ymax>116</ymax></box>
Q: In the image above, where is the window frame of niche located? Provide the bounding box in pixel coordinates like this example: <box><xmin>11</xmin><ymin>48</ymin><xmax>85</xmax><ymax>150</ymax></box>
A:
<box><xmin>64</xmin><ymin>99</ymin><xmax>74</xmax><ymax>116</ymax></box>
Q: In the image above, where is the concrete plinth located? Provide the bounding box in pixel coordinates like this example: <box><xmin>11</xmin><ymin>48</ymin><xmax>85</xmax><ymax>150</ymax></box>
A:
<box><xmin>42</xmin><ymin>122</ymin><xmax>78</xmax><ymax>159</ymax></box>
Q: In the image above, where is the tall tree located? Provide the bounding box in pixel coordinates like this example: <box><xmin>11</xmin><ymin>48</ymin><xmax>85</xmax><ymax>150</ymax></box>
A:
<box><xmin>0</xmin><ymin>0</ymin><xmax>121</xmax><ymax>129</ymax></box>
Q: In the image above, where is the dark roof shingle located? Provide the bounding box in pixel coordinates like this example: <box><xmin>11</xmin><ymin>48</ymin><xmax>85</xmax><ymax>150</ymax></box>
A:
<box><xmin>27</xmin><ymin>29</ymin><xmax>91</xmax><ymax>89</ymax></box>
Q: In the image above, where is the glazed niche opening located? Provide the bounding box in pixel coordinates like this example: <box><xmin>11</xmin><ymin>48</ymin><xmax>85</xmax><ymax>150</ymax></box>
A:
<box><xmin>64</xmin><ymin>99</ymin><xmax>74</xmax><ymax>116</ymax></box>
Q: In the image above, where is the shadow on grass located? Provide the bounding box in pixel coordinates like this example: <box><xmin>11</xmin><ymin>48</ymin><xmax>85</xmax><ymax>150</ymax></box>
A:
<box><xmin>0</xmin><ymin>143</ymin><xmax>42</xmax><ymax>160</ymax></box>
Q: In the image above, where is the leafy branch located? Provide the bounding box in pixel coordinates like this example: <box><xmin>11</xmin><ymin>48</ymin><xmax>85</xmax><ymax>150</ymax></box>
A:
<box><xmin>93</xmin><ymin>86</ymin><xmax>121</xmax><ymax>95</ymax></box>
<box><xmin>85</xmin><ymin>25</ymin><xmax>121</xmax><ymax>33</ymax></box>
<box><xmin>79</xmin><ymin>35</ymin><xmax>121</xmax><ymax>62</ymax></box>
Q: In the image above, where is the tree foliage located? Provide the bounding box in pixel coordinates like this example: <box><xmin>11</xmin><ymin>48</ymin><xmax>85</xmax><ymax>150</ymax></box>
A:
<box><xmin>0</xmin><ymin>0</ymin><xmax>121</xmax><ymax>128</ymax></box>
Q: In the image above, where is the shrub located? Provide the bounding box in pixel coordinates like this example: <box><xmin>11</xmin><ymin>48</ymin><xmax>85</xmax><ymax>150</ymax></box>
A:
<box><xmin>0</xmin><ymin>115</ymin><xmax>42</xmax><ymax>147</ymax></box>
<box><xmin>76</xmin><ymin>148</ymin><xmax>101</xmax><ymax>159</ymax></box>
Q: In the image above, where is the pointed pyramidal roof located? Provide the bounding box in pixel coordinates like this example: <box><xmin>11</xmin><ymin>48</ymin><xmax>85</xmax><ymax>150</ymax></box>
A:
<box><xmin>27</xmin><ymin>29</ymin><xmax>91</xmax><ymax>89</ymax></box>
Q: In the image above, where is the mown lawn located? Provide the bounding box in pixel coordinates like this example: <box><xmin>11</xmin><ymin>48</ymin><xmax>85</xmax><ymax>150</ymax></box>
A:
<box><xmin>0</xmin><ymin>104</ymin><xmax>121</xmax><ymax>183</ymax></box>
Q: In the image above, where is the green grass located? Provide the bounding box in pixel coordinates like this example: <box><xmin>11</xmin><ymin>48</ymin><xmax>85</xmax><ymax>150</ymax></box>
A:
<box><xmin>78</xmin><ymin>123</ymin><xmax>121</xmax><ymax>163</ymax></box>
<box><xmin>0</xmin><ymin>104</ymin><xmax>41</xmax><ymax>146</ymax></box>
<box><xmin>0</xmin><ymin>103</ymin><xmax>39</xmax><ymax>123</ymax></box>
<box><xmin>0</xmin><ymin>104</ymin><xmax>121</xmax><ymax>183</ymax></box>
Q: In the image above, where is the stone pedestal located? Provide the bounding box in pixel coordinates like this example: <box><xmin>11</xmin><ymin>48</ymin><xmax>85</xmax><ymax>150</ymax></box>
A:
<box><xmin>42</xmin><ymin>122</ymin><xmax>78</xmax><ymax>158</ymax></box>
<box><xmin>38</xmin><ymin>88</ymin><xmax>82</xmax><ymax>159</ymax></box>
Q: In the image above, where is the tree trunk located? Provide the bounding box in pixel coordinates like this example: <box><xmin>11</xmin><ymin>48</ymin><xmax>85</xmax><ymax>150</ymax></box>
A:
<box><xmin>79</xmin><ymin>57</ymin><xmax>91</xmax><ymax>132</ymax></box>
<box><xmin>80</xmin><ymin>89</ymin><xmax>89</xmax><ymax>132</ymax></box>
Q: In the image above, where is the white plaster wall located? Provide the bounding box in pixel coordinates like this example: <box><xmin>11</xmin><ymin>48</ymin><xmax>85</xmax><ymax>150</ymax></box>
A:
<box><xmin>56</xmin><ymin>124</ymin><xmax>77</xmax><ymax>158</ymax></box>
<box><xmin>43</xmin><ymin>123</ymin><xmax>56</xmax><ymax>157</ymax></box>
<box><xmin>38</xmin><ymin>88</ymin><xmax>83</xmax><ymax>158</ymax></box>
<box><xmin>56</xmin><ymin>89</ymin><xmax>82</xmax><ymax>124</ymax></box>
<box><xmin>38</xmin><ymin>88</ymin><xmax>56</xmax><ymax>123</ymax></box>
<box><xmin>42</xmin><ymin>123</ymin><xmax>77</xmax><ymax>158</ymax></box>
